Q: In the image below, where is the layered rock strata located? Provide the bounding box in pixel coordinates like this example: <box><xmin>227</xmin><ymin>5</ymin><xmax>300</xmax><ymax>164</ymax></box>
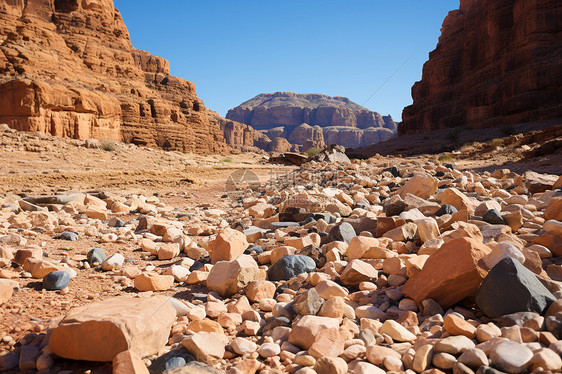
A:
<box><xmin>400</xmin><ymin>0</ymin><xmax>562</xmax><ymax>135</ymax></box>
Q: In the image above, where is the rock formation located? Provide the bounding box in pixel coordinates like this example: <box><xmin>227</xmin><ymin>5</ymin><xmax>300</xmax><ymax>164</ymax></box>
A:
<box><xmin>400</xmin><ymin>0</ymin><xmax>562</xmax><ymax>136</ymax></box>
<box><xmin>227</xmin><ymin>92</ymin><xmax>397</xmax><ymax>149</ymax></box>
<box><xmin>0</xmin><ymin>0</ymin><xmax>246</xmax><ymax>153</ymax></box>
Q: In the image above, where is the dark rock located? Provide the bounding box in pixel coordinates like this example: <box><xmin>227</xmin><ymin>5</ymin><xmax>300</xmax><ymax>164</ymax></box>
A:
<box><xmin>435</xmin><ymin>204</ymin><xmax>458</xmax><ymax>217</ymax></box>
<box><xmin>344</xmin><ymin>217</ymin><xmax>377</xmax><ymax>236</ymax></box>
<box><xmin>149</xmin><ymin>349</ymin><xmax>193</xmax><ymax>373</ymax></box>
<box><xmin>356</xmin><ymin>329</ymin><xmax>376</xmax><ymax>346</ymax></box>
<box><xmin>475</xmin><ymin>258</ymin><xmax>556</xmax><ymax>318</ymax></box>
<box><xmin>328</xmin><ymin>222</ymin><xmax>356</xmax><ymax>244</ymax></box>
<box><xmin>291</xmin><ymin>288</ymin><xmax>324</xmax><ymax>316</ymax></box>
<box><xmin>546</xmin><ymin>314</ymin><xmax>562</xmax><ymax>339</ymax></box>
<box><xmin>86</xmin><ymin>248</ymin><xmax>107</xmax><ymax>265</ymax></box>
<box><xmin>482</xmin><ymin>209</ymin><xmax>506</xmax><ymax>225</ymax></box>
<box><xmin>383</xmin><ymin>196</ymin><xmax>407</xmax><ymax>216</ymax></box>
<box><xmin>435</xmin><ymin>171</ymin><xmax>445</xmax><ymax>177</ymax></box>
<box><xmin>270</xmin><ymin>222</ymin><xmax>300</xmax><ymax>228</ymax></box>
<box><xmin>244</xmin><ymin>245</ymin><xmax>264</xmax><ymax>255</ymax></box>
<box><xmin>390</xmin><ymin>166</ymin><xmax>400</xmax><ymax>177</ymax></box>
<box><xmin>43</xmin><ymin>271</ymin><xmax>70</xmax><ymax>290</ymax></box>
<box><xmin>313</xmin><ymin>213</ymin><xmax>336</xmax><ymax>224</ymax></box>
<box><xmin>57</xmin><ymin>232</ymin><xmax>78</xmax><ymax>241</ymax></box>
<box><xmin>444</xmin><ymin>163</ymin><xmax>455</xmax><ymax>170</ymax></box>
<box><xmin>267</xmin><ymin>255</ymin><xmax>316</xmax><ymax>281</ymax></box>
<box><xmin>189</xmin><ymin>262</ymin><xmax>205</xmax><ymax>272</ymax></box>
<box><xmin>299</xmin><ymin>217</ymin><xmax>315</xmax><ymax>225</ymax></box>
<box><xmin>279</xmin><ymin>207</ymin><xmax>312</xmax><ymax>222</ymax></box>
<box><xmin>295</xmin><ymin>245</ymin><xmax>325</xmax><ymax>267</ymax></box>
<box><xmin>109</xmin><ymin>218</ymin><xmax>125</xmax><ymax>228</ymax></box>
<box><xmin>261</xmin><ymin>317</ymin><xmax>291</xmax><ymax>335</ymax></box>
<box><xmin>495</xmin><ymin>312</ymin><xmax>541</xmax><ymax>327</ymax></box>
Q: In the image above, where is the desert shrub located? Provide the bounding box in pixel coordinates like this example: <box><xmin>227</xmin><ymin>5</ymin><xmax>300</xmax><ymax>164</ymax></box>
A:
<box><xmin>306</xmin><ymin>147</ymin><xmax>322</xmax><ymax>157</ymax></box>
<box><xmin>100</xmin><ymin>140</ymin><xmax>117</xmax><ymax>152</ymax></box>
<box><xmin>222</xmin><ymin>158</ymin><xmax>232</xmax><ymax>163</ymax></box>
<box><xmin>491</xmin><ymin>138</ymin><xmax>504</xmax><ymax>148</ymax></box>
<box><xmin>438</xmin><ymin>153</ymin><xmax>455</xmax><ymax>162</ymax></box>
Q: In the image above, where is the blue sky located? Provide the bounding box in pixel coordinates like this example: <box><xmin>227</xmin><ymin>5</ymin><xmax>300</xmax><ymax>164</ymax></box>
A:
<box><xmin>114</xmin><ymin>0</ymin><xmax>459</xmax><ymax>121</ymax></box>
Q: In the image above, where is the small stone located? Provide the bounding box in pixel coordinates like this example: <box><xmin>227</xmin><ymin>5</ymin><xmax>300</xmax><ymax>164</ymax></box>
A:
<box><xmin>459</xmin><ymin>348</ymin><xmax>489</xmax><ymax>368</ymax></box>
<box><xmin>482</xmin><ymin>209</ymin><xmax>506</xmax><ymax>225</ymax></box>
<box><xmin>245</xmin><ymin>280</ymin><xmax>276</xmax><ymax>302</ymax></box>
<box><xmin>230</xmin><ymin>337</ymin><xmax>257</xmax><ymax>355</ymax></box>
<box><xmin>292</xmin><ymin>288</ymin><xmax>324</xmax><ymax>316</ymax></box>
<box><xmin>258</xmin><ymin>343</ymin><xmax>281</xmax><ymax>358</ymax></box>
<box><xmin>101</xmin><ymin>253</ymin><xmax>124</xmax><ymax>271</ymax></box>
<box><xmin>43</xmin><ymin>270</ymin><xmax>70</xmax><ymax>290</ymax></box>
<box><xmin>267</xmin><ymin>255</ymin><xmax>316</xmax><ymax>281</ymax></box>
<box><xmin>365</xmin><ymin>345</ymin><xmax>401</xmax><ymax>365</ymax></box>
<box><xmin>313</xmin><ymin>356</ymin><xmax>348</xmax><ymax>374</ymax></box>
<box><xmin>413</xmin><ymin>344</ymin><xmax>434</xmax><ymax>373</ymax></box>
<box><xmin>208</xmin><ymin>228</ymin><xmax>248</xmax><ymax>264</ymax></box>
<box><xmin>182</xmin><ymin>332</ymin><xmax>228</xmax><ymax>364</ymax></box>
<box><xmin>340</xmin><ymin>259</ymin><xmax>378</xmax><ymax>286</ymax></box>
<box><xmin>58</xmin><ymin>231</ymin><xmax>78</xmax><ymax>241</ymax></box>
<box><xmin>86</xmin><ymin>248</ymin><xmax>107</xmax><ymax>265</ymax></box>
<box><xmin>434</xmin><ymin>335</ymin><xmax>476</xmax><ymax>355</ymax></box>
<box><xmin>529</xmin><ymin>348</ymin><xmax>562</xmax><ymax>371</ymax></box>
<box><xmin>444</xmin><ymin>314</ymin><xmax>476</xmax><ymax>338</ymax></box>
<box><xmin>288</xmin><ymin>315</ymin><xmax>340</xmax><ymax>349</ymax></box>
<box><xmin>134</xmin><ymin>272</ymin><xmax>174</xmax><ymax>291</ymax></box>
<box><xmin>433</xmin><ymin>352</ymin><xmax>457</xmax><ymax>370</ymax></box>
<box><xmin>379</xmin><ymin>319</ymin><xmax>417</xmax><ymax>342</ymax></box>
<box><xmin>328</xmin><ymin>222</ymin><xmax>356</xmax><ymax>244</ymax></box>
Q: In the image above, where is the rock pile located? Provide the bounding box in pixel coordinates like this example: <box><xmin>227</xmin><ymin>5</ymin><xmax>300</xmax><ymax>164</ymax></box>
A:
<box><xmin>0</xmin><ymin>157</ymin><xmax>561</xmax><ymax>373</ymax></box>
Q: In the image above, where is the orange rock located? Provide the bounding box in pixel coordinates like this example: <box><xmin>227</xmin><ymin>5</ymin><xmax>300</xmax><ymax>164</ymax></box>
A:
<box><xmin>49</xmin><ymin>296</ymin><xmax>176</xmax><ymax>361</ymax></box>
<box><xmin>134</xmin><ymin>273</ymin><xmax>174</xmax><ymax>291</ymax></box>
<box><xmin>187</xmin><ymin>319</ymin><xmax>224</xmax><ymax>334</ymax></box>
<box><xmin>340</xmin><ymin>259</ymin><xmax>378</xmax><ymax>286</ymax></box>
<box><xmin>208</xmin><ymin>228</ymin><xmax>248</xmax><ymax>264</ymax></box>
<box><xmin>444</xmin><ymin>314</ymin><xmax>477</xmax><ymax>338</ymax></box>
<box><xmin>439</xmin><ymin>188</ymin><xmax>476</xmax><ymax>214</ymax></box>
<box><xmin>288</xmin><ymin>315</ymin><xmax>340</xmax><ymax>349</ymax></box>
<box><xmin>308</xmin><ymin>328</ymin><xmax>346</xmax><ymax>358</ymax></box>
<box><xmin>112</xmin><ymin>350</ymin><xmax>149</xmax><ymax>374</ymax></box>
<box><xmin>206</xmin><ymin>255</ymin><xmax>259</xmax><ymax>297</ymax></box>
<box><xmin>545</xmin><ymin>198</ymin><xmax>562</xmax><ymax>221</ymax></box>
<box><xmin>245</xmin><ymin>280</ymin><xmax>276</xmax><ymax>302</ymax></box>
<box><xmin>398</xmin><ymin>173</ymin><xmax>439</xmax><ymax>200</ymax></box>
<box><xmin>402</xmin><ymin>237</ymin><xmax>491</xmax><ymax>309</ymax></box>
<box><xmin>0</xmin><ymin>279</ymin><xmax>17</xmax><ymax>305</ymax></box>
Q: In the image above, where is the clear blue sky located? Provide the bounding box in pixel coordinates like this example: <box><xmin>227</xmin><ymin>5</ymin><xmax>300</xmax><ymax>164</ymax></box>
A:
<box><xmin>114</xmin><ymin>0</ymin><xmax>459</xmax><ymax>121</ymax></box>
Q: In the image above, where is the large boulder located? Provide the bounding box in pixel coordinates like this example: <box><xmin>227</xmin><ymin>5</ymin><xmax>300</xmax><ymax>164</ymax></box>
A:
<box><xmin>402</xmin><ymin>237</ymin><xmax>491</xmax><ymax>309</ymax></box>
<box><xmin>206</xmin><ymin>255</ymin><xmax>259</xmax><ymax>296</ymax></box>
<box><xmin>49</xmin><ymin>296</ymin><xmax>176</xmax><ymax>361</ymax></box>
<box><xmin>475</xmin><ymin>258</ymin><xmax>556</xmax><ymax>318</ymax></box>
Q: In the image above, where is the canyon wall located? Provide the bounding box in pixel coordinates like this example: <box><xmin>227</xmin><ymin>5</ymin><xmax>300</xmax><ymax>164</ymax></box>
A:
<box><xmin>400</xmin><ymin>0</ymin><xmax>562</xmax><ymax>136</ymax></box>
<box><xmin>0</xmin><ymin>0</ymin><xmax>236</xmax><ymax>153</ymax></box>
<box><xmin>227</xmin><ymin>92</ymin><xmax>397</xmax><ymax>149</ymax></box>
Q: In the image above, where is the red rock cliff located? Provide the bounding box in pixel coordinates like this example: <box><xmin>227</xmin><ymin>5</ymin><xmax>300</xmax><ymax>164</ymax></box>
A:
<box><xmin>0</xmin><ymin>0</ymin><xmax>229</xmax><ymax>153</ymax></box>
<box><xmin>400</xmin><ymin>0</ymin><xmax>562</xmax><ymax>136</ymax></box>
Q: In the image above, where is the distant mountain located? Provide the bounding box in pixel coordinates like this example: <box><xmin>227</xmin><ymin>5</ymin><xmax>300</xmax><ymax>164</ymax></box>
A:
<box><xmin>226</xmin><ymin>92</ymin><xmax>397</xmax><ymax>149</ymax></box>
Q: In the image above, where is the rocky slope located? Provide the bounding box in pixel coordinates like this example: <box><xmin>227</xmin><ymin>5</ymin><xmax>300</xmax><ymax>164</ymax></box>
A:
<box><xmin>0</xmin><ymin>0</ymin><xmax>266</xmax><ymax>153</ymax></box>
<box><xmin>227</xmin><ymin>92</ymin><xmax>397</xmax><ymax>149</ymax></box>
<box><xmin>400</xmin><ymin>0</ymin><xmax>562</xmax><ymax>136</ymax></box>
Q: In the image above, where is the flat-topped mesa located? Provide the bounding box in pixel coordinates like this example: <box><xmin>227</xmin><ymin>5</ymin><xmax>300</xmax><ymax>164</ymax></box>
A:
<box><xmin>0</xmin><ymin>0</ymin><xmax>229</xmax><ymax>153</ymax></box>
<box><xmin>400</xmin><ymin>0</ymin><xmax>562</xmax><ymax>136</ymax></box>
<box><xmin>226</xmin><ymin>92</ymin><xmax>397</xmax><ymax>149</ymax></box>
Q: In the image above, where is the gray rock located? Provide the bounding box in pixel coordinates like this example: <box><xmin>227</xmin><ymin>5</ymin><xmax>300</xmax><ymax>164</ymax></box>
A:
<box><xmin>328</xmin><ymin>222</ymin><xmax>356</xmax><ymax>244</ymax></box>
<box><xmin>57</xmin><ymin>232</ymin><xmax>78</xmax><ymax>241</ymax></box>
<box><xmin>86</xmin><ymin>248</ymin><xmax>107</xmax><ymax>265</ymax></box>
<box><xmin>23</xmin><ymin>195</ymin><xmax>76</xmax><ymax>205</ymax></box>
<box><xmin>163</xmin><ymin>360</ymin><xmax>224</xmax><ymax>374</ymax></box>
<box><xmin>482</xmin><ymin>209</ymin><xmax>506</xmax><ymax>225</ymax></box>
<box><xmin>43</xmin><ymin>271</ymin><xmax>70</xmax><ymax>290</ymax></box>
<box><xmin>475</xmin><ymin>258</ymin><xmax>556</xmax><ymax>318</ymax></box>
<box><xmin>267</xmin><ymin>255</ymin><xmax>316</xmax><ymax>281</ymax></box>
<box><xmin>495</xmin><ymin>312</ymin><xmax>540</xmax><ymax>327</ymax></box>
<box><xmin>291</xmin><ymin>288</ymin><xmax>323</xmax><ymax>316</ymax></box>
<box><xmin>149</xmin><ymin>349</ymin><xmax>193</xmax><ymax>374</ymax></box>
<box><xmin>435</xmin><ymin>204</ymin><xmax>458</xmax><ymax>217</ymax></box>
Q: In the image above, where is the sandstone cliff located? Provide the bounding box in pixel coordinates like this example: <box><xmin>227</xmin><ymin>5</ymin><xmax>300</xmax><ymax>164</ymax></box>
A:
<box><xmin>400</xmin><ymin>0</ymin><xmax>562</xmax><ymax>136</ymax></box>
<box><xmin>226</xmin><ymin>92</ymin><xmax>397</xmax><ymax>149</ymax></box>
<box><xmin>0</xmin><ymin>0</ymin><xmax>236</xmax><ymax>153</ymax></box>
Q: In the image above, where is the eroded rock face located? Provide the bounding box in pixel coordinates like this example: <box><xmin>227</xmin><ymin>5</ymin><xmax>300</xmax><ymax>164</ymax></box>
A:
<box><xmin>0</xmin><ymin>0</ymin><xmax>230</xmax><ymax>153</ymax></box>
<box><xmin>226</xmin><ymin>92</ymin><xmax>397</xmax><ymax>149</ymax></box>
<box><xmin>400</xmin><ymin>0</ymin><xmax>562</xmax><ymax>135</ymax></box>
